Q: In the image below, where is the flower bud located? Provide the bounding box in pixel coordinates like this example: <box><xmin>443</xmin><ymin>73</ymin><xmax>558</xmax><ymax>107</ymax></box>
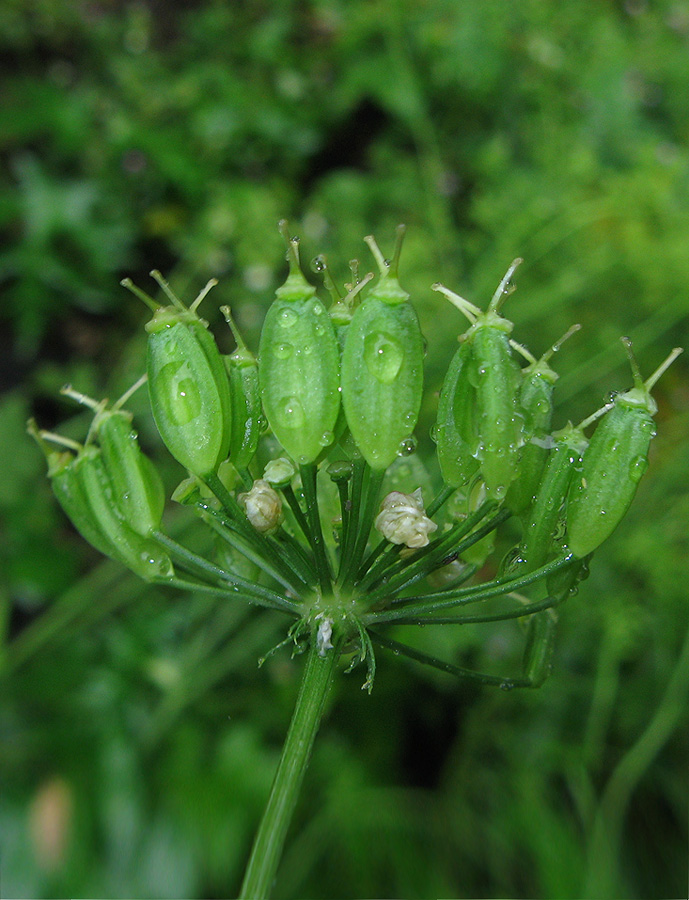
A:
<box><xmin>263</xmin><ymin>457</ymin><xmax>296</xmax><ymax>487</ymax></box>
<box><xmin>238</xmin><ymin>479</ymin><xmax>283</xmax><ymax>534</ymax></box>
<box><xmin>374</xmin><ymin>488</ymin><xmax>438</xmax><ymax>548</ymax></box>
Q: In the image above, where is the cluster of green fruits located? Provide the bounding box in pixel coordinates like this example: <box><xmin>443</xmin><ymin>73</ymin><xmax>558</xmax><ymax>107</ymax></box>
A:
<box><xmin>30</xmin><ymin>222</ymin><xmax>680</xmax><ymax>688</ymax></box>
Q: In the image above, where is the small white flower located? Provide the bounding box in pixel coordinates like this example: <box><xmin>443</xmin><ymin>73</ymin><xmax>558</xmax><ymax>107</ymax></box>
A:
<box><xmin>374</xmin><ymin>488</ymin><xmax>438</xmax><ymax>549</ymax></box>
<box><xmin>238</xmin><ymin>479</ymin><xmax>283</xmax><ymax>534</ymax></box>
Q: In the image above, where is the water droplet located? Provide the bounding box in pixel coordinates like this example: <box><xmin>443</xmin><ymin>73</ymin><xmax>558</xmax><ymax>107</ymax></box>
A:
<box><xmin>311</xmin><ymin>255</ymin><xmax>326</xmax><ymax>273</ymax></box>
<box><xmin>500</xmin><ymin>681</ymin><xmax>514</xmax><ymax>692</ymax></box>
<box><xmin>279</xmin><ymin>308</ymin><xmax>298</xmax><ymax>328</ymax></box>
<box><xmin>430</xmin><ymin>423</ymin><xmax>441</xmax><ymax>443</ymax></box>
<box><xmin>397</xmin><ymin>436</ymin><xmax>416</xmax><ymax>456</ymax></box>
<box><xmin>155</xmin><ymin>361</ymin><xmax>202</xmax><ymax>425</ymax></box>
<box><xmin>314</xmin><ymin>323</ymin><xmax>326</xmax><ymax>336</ymax></box>
<box><xmin>319</xmin><ymin>430</ymin><xmax>334</xmax><ymax>447</ymax></box>
<box><xmin>363</xmin><ymin>331</ymin><xmax>404</xmax><ymax>384</ymax></box>
<box><xmin>274</xmin><ymin>342</ymin><xmax>294</xmax><ymax>359</ymax></box>
<box><xmin>276</xmin><ymin>397</ymin><xmax>305</xmax><ymax>430</ymax></box>
<box><xmin>629</xmin><ymin>455</ymin><xmax>648</xmax><ymax>482</ymax></box>
<box><xmin>383</xmin><ymin>258</ymin><xmax>392</xmax><ymax>268</ymax></box>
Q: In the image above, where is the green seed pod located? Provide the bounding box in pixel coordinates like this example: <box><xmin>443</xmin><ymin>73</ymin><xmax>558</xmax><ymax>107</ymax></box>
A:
<box><xmin>29</xmin><ymin>423</ymin><xmax>172</xmax><ymax>580</ymax></box>
<box><xmin>522</xmin><ymin>609</ymin><xmax>557</xmax><ymax>688</ymax></box>
<box><xmin>74</xmin><ymin>445</ymin><xmax>173</xmax><ymax>579</ymax></box>
<box><xmin>123</xmin><ymin>273</ymin><xmax>232</xmax><ymax>479</ymax></box>
<box><xmin>434</xmin><ymin>260</ymin><xmax>524</xmax><ymax>500</ymax></box>
<box><xmin>94</xmin><ymin>409</ymin><xmax>165</xmax><ymax>537</ymax></box>
<box><xmin>432</xmin><ymin>337</ymin><xmax>480</xmax><ymax>488</ymax></box>
<box><xmin>518</xmin><ymin>421</ymin><xmax>589</xmax><ymax>573</ymax></box>
<box><xmin>221</xmin><ymin>306</ymin><xmax>261</xmax><ymax>471</ymax></box>
<box><xmin>58</xmin><ymin>384</ymin><xmax>165</xmax><ymax>537</ymax></box>
<box><xmin>566</xmin><ymin>341</ymin><xmax>682</xmax><ymax>558</ymax></box>
<box><xmin>317</xmin><ymin>255</ymin><xmax>373</xmax><ymax>445</ymax></box>
<box><xmin>508</xmin><ymin>324</ymin><xmax>581</xmax><ymax>516</ymax></box>
<box><xmin>341</xmin><ymin>226</ymin><xmax>424</xmax><ymax>470</ymax></box>
<box><xmin>259</xmin><ymin>222</ymin><xmax>340</xmax><ymax>464</ymax></box>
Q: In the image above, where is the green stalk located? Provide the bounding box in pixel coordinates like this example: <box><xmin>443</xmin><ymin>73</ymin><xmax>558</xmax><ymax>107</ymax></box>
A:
<box><xmin>338</xmin><ymin>458</ymin><xmax>366</xmax><ymax>583</ymax></box>
<box><xmin>239</xmin><ymin>625</ymin><xmax>342</xmax><ymax>899</ymax></box>
<box><xmin>366</xmin><ymin>553</ymin><xmax>574</xmax><ymax>624</ymax></box>
<box><xmin>342</xmin><ymin>467</ymin><xmax>385</xmax><ymax>590</ymax></box>
<box><xmin>281</xmin><ymin>483</ymin><xmax>312</xmax><ymax>543</ymax></box>
<box><xmin>299</xmin><ymin>464</ymin><xmax>332</xmax><ymax>594</ymax></box>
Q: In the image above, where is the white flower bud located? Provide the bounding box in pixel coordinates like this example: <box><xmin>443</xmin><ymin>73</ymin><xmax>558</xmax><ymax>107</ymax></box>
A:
<box><xmin>263</xmin><ymin>457</ymin><xmax>296</xmax><ymax>486</ymax></box>
<box><xmin>238</xmin><ymin>479</ymin><xmax>283</xmax><ymax>534</ymax></box>
<box><xmin>374</xmin><ymin>488</ymin><xmax>438</xmax><ymax>548</ymax></box>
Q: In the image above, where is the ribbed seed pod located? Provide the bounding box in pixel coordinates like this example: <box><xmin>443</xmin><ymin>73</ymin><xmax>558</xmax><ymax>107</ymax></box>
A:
<box><xmin>341</xmin><ymin>226</ymin><xmax>424</xmax><ymax>470</ymax></box>
<box><xmin>566</xmin><ymin>341</ymin><xmax>682</xmax><ymax>558</ymax></box>
<box><xmin>94</xmin><ymin>408</ymin><xmax>165</xmax><ymax>537</ymax></box>
<box><xmin>221</xmin><ymin>307</ymin><xmax>261</xmax><ymax>471</ymax></box>
<box><xmin>319</xmin><ymin>256</ymin><xmax>373</xmax><ymax>445</ymax></box>
<box><xmin>74</xmin><ymin>446</ymin><xmax>173</xmax><ymax>579</ymax></box>
<box><xmin>30</xmin><ymin>424</ymin><xmax>172</xmax><ymax>581</ymax></box>
<box><xmin>508</xmin><ymin>324</ymin><xmax>581</xmax><ymax>516</ymax></box>
<box><xmin>259</xmin><ymin>222</ymin><xmax>340</xmax><ymax>465</ymax></box>
<box><xmin>124</xmin><ymin>273</ymin><xmax>232</xmax><ymax>480</ymax></box>
<box><xmin>433</xmin><ymin>337</ymin><xmax>480</xmax><ymax>488</ymax></box>
<box><xmin>518</xmin><ymin>422</ymin><xmax>588</xmax><ymax>573</ymax></box>
<box><xmin>434</xmin><ymin>260</ymin><xmax>524</xmax><ymax>500</ymax></box>
<box><xmin>471</xmin><ymin>322</ymin><xmax>523</xmax><ymax>499</ymax></box>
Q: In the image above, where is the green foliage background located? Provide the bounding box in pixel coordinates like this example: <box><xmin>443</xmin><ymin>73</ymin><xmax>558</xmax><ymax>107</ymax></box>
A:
<box><xmin>1</xmin><ymin>1</ymin><xmax>688</xmax><ymax>897</ymax></box>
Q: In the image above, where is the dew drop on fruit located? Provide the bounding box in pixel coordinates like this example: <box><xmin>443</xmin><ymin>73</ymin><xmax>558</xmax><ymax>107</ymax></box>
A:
<box><xmin>277</xmin><ymin>397</ymin><xmax>306</xmax><ymax>430</ymax></box>
<box><xmin>363</xmin><ymin>331</ymin><xmax>404</xmax><ymax>384</ymax></box>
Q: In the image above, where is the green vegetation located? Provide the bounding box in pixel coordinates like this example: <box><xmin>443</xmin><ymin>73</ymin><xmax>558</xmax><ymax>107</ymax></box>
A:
<box><xmin>1</xmin><ymin>2</ymin><xmax>688</xmax><ymax>898</ymax></box>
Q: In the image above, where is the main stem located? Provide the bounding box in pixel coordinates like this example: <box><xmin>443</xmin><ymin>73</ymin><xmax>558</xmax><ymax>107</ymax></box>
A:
<box><xmin>239</xmin><ymin>626</ymin><xmax>341</xmax><ymax>899</ymax></box>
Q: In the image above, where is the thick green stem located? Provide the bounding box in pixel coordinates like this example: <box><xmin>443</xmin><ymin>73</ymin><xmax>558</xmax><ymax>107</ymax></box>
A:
<box><xmin>239</xmin><ymin>625</ymin><xmax>341</xmax><ymax>899</ymax></box>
